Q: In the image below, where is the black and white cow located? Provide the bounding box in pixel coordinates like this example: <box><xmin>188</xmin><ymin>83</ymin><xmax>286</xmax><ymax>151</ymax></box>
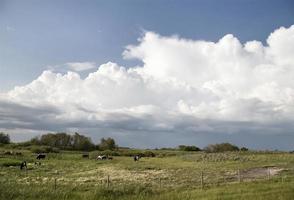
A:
<box><xmin>133</xmin><ymin>155</ymin><xmax>141</xmax><ymax>162</ymax></box>
<box><xmin>36</xmin><ymin>154</ymin><xmax>46</xmax><ymax>160</ymax></box>
<box><xmin>96</xmin><ymin>155</ymin><xmax>107</xmax><ymax>160</ymax></box>
<box><xmin>20</xmin><ymin>161</ymin><xmax>27</xmax><ymax>170</ymax></box>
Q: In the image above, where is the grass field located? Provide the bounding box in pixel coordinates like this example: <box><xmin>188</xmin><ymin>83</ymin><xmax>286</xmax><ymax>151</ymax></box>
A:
<box><xmin>1</xmin><ymin>148</ymin><xmax>294</xmax><ymax>200</ymax></box>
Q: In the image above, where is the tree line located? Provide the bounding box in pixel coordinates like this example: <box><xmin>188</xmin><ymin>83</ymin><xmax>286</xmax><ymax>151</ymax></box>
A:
<box><xmin>28</xmin><ymin>132</ymin><xmax>116</xmax><ymax>151</ymax></box>
<box><xmin>177</xmin><ymin>143</ymin><xmax>247</xmax><ymax>153</ymax></box>
<box><xmin>1</xmin><ymin>132</ymin><xmax>248</xmax><ymax>153</ymax></box>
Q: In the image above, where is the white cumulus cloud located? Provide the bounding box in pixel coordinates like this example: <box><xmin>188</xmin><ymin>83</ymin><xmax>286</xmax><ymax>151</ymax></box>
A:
<box><xmin>1</xmin><ymin>25</ymin><xmax>294</xmax><ymax>149</ymax></box>
<box><xmin>66</xmin><ymin>62</ymin><xmax>96</xmax><ymax>71</ymax></box>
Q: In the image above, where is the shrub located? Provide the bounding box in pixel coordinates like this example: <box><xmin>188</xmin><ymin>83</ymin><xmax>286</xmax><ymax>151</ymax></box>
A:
<box><xmin>29</xmin><ymin>145</ymin><xmax>60</xmax><ymax>153</ymax></box>
<box><xmin>204</xmin><ymin>143</ymin><xmax>239</xmax><ymax>153</ymax></box>
<box><xmin>178</xmin><ymin>145</ymin><xmax>201</xmax><ymax>151</ymax></box>
<box><xmin>142</xmin><ymin>151</ymin><xmax>156</xmax><ymax>157</ymax></box>
<box><xmin>0</xmin><ymin>132</ymin><xmax>10</xmax><ymax>144</ymax></box>
<box><xmin>240</xmin><ymin>147</ymin><xmax>249</xmax><ymax>151</ymax></box>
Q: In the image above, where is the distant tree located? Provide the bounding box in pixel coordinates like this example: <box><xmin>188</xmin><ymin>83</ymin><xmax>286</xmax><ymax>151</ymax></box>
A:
<box><xmin>30</xmin><ymin>136</ymin><xmax>40</xmax><ymax>145</ymax></box>
<box><xmin>178</xmin><ymin>145</ymin><xmax>201</xmax><ymax>151</ymax></box>
<box><xmin>72</xmin><ymin>132</ymin><xmax>95</xmax><ymax>151</ymax></box>
<box><xmin>0</xmin><ymin>132</ymin><xmax>10</xmax><ymax>144</ymax></box>
<box><xmin>99</xmin><ymin>137</ymin><xmax>117</xmax><ymax>150</ymax></box>
<box><xmin>240</xmin><ymin>147</ymin><xmax>249</xmax><ymax>151</ymax></box>
<box><xmin>31</xmin><ymin>132</ymin><xmax>95</xmax><ymax>151</ymax></box>
<box><xmin>204</xmin><ymin>143</ymin><xmax>239</xmax><ymax>153</ymax></box>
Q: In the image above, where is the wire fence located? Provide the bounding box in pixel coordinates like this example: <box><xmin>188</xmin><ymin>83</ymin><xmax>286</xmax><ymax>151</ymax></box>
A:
<box><xmin>1</xmin><ymin>166</ymin><xmax>292</xmax><ymax>191</ymax></box>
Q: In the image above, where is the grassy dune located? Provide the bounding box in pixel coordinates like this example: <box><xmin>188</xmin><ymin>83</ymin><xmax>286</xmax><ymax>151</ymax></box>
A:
<box><xmin>1</xmin><ymin>149</ymin><xmax>294</xmax><ymax>200</ymax></box>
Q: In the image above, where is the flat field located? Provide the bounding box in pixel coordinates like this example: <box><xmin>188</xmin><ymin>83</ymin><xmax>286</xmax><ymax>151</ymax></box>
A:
<box><xmin>1</xmin><ymin>148</ymin><xmax>294</xmax><ymax>200</ymax></box>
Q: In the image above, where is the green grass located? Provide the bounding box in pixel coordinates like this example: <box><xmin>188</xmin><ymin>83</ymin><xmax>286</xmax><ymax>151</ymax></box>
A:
<box><xmin>1</xmin><ymin>148</ymin><xmax>294</xmax><ymax>200</ymax></box>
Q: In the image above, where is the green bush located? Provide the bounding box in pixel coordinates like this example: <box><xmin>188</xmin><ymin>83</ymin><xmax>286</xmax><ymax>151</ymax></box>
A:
<box><xmin>204</xmin><ymin>143</ymin><xmax>239</xmax><ymax>153</ymax></box>
<box><xmin>240</xmin><ymin>147</ymin><xmax>249</xmax><ymax>151</ymax></box>
<box><xmin>178</xmin><ymin>145</ymin><xmax>201</xmax><ymax>151</ymax></box>
<box><xmin>142</xmin><ymin>151</ymin><xmax>156</xmax><ymax>157</ymax></box>
<box><xmin>29</xmin><ymin>145</ymin><xmax>60</xmax><ymax>153</ymax></box>
<box><xmin>0</xmin><ymin>132</ymin><xmax>10</xmax><ymax>144</ymax></box>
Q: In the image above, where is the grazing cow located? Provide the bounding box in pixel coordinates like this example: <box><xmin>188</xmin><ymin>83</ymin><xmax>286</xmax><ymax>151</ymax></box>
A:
<box><xmin>96</xmin><ymin>155</ymin><xmax>107</xmax><ymax>160</ymax></box>
<box><xmin>82</xmin><ymin>154</ymin><xmax>89</xmax><ymax>158</ymax></box>
<box><xmin>15</xmin><ymin>152</ymin><xmax>22</xmax><ymax>156</ymax></box>
<box><xmin>36</xmin><ymin>154</ymin><xmax>46</xmax><ymax>160</ymax></box>
<box><xmin>107</xmin><ymin>156</ymin><xmax>113</xmax><ymax>160</ymax></box>
<box><xmin>4</xmin><ymin>151</ymin><xmax>13</xmax><ymax>155</ymax></box>
<box><xmin>133</xmin><ymin>155</ymin><xmax>141</xmax><ymax>162</ymax></box>
<box><xmin>20</xmin><ymin>161</ymin><xmax>27</xmax><ymax>170</ymax></box>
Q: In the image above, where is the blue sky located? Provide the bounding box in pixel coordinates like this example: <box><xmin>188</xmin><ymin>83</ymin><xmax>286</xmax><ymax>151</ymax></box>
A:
<box><xmin>1</xmin><ymin>0</ymin><xmax>294</xmax><ymax>91</ymax></box>
<box><xmin>1</xmin><ymin>0</ymin><xmax>294</xmax><ymax>149</ymax></box>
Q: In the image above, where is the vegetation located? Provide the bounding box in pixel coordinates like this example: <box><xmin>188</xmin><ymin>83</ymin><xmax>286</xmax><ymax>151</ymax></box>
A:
<box><xmin>178</xmin><ymin>145</ymin><xmax>201</xmax><ymax>151</ymax></box>
<box><xmin>98</xmin><ymin>137</ymin><xmax>117</xmax><ymax>150</ymax></box>
<box><xmin>0</xmin><ymin>132</ymin><xmax>293</xmax><ymax>199</ymax></box>
<box><xmin>204</xmin><ymin>142</ymin><xmax>240</xmax><ymax>153</ymax></box>
<box><xmin>30</xmin><ymin>132</ymin><xmax>95</xmax><ymax>151</ymax></box>
<box><xmin>0</xmin><ymin>132</ymin><xmax>10</xmax><ymax>144</ymax></box>
<box><xmin>29</xmin><ymin>145</ymin><xmax>60</xmax><ymax>153</ymax></box>
<box><xmin>0</xmin><ymin>147</ymin><xmax>294</xmax><ymax>200</ymax></box>
<box><xmin>240</xmin><ymin>147</ymin><xmax>249</xmax><ymax>151</ymax></box>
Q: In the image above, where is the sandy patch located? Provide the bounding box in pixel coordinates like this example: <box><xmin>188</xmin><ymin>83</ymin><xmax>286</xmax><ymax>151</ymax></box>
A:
<box><xmin>240</xmin><ymin>166</ymin><xmax>284</xmax><ymax>180</ymax></box>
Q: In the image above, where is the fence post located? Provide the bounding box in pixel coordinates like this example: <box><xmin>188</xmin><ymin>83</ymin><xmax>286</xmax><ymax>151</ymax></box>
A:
<box><xmin>54</xmin><ymin>178</ymin><xmax>57</xmax><ymax>190</ymax></box>
<box><xmin>238</xmin><ymin>169</ymin><xmax>241</xmax><ymax>183</ymax></box>
<box><xmin>107</xmin><ymin>175</ymin><xmax>110</xmax><ymax>188</ymax></box>
<box><xmin>200</xmin><ymin>171</ymin><xmax>204</xmax><ymax>189</ymax></box>
<box><xmin>267</xmin><ymin>168</ymin><xmax>271</xmax><ymax>180</ymax></box>
<box><xmin>159</xmin><ymin>177</ymin><xmax>161</xmax><ymax>188</ymax></box>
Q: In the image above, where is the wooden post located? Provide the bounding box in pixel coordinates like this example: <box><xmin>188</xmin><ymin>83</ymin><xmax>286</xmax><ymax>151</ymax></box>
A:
<box><xmin>200</xmin><ymin>171</ymin><xmax>204</xmax><ymax>189</ymax></box>
<box><xmin>238</xmin><ymin>169</ymin><xmax>241</xmax><ymax>183</ymax></box>
<box><xmin>107</xmin><ymin>175</ymin><xmax>110</xmax><ymax>188</ymax></box>
<box><xmin>267</xmin><ymin>168</ymin><xmax>271</xmax><ymax>180</ymax></box>
<box><xmin>159</xmin><ymin>177</ymin><xmax>161</xmax><ymax>188</ymax></box>
<box><xmin>54</xmin><ymin>178</ymin><xmax>57</xmax><ymax>190</ymax></box>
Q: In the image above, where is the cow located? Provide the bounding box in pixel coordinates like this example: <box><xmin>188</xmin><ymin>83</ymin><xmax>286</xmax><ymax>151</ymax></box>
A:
<box><xmin>20</xmin><ymin>161</ymin><xmax>27</xmax><ymax>170</ymax></box>
<box><xmin>4</xmin><ymin>151</ymin><xmax>13</xmax><ymax>155</ymax></box>
<box><xmin>15</xmin><ymin>152</ymin><xmax>23</xmax><ymax>156</ymax></box>
<box><xmin>36</xmin><ymin>154</ymin><xmax>46</xmax><ymax>160</ymax></box>
<box><xmin>82</xmin><ymin>154</ymin><xmax>89</xmax><ymax>158</ymax></box>
<box><xmin>96</xmin><ymin>155</ymin><xmax>107</xmax><ymax>160</ymax></box>
<box><xmin>133</xmin><ymin>155</ymin><xmax>141</xmax><ymax>162</ymax></box>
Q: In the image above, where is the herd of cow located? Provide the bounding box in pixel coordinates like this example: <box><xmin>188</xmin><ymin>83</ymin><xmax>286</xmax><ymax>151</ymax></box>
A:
<box><xmin>17</xmin><ymin>153</ymin><xmax>141</xmax><ymax>170</ymax></box>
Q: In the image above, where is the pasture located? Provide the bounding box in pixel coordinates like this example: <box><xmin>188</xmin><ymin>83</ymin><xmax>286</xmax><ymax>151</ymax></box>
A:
<box><xmin>1</xmin><ymin>148</ymin><xmax>294</xmax><ymax>200</ymax></box>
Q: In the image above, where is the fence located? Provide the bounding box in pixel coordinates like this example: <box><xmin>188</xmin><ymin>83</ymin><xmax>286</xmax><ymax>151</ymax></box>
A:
<box><xmin>53</xmin><ymin>167</ymin><xmax>291</xmax><ymax>190</ymax></box>
<box><xmin>1</xmin><ymin>166</ymin><xmax>292</xmax><ymax>191</ymax></box>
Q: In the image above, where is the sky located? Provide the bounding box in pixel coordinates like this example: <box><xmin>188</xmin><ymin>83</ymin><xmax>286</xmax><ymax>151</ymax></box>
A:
<box><xmin>0</xmin><ymin>0</ymin><xmax>294</xmax><ymax>150</ymax></box>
